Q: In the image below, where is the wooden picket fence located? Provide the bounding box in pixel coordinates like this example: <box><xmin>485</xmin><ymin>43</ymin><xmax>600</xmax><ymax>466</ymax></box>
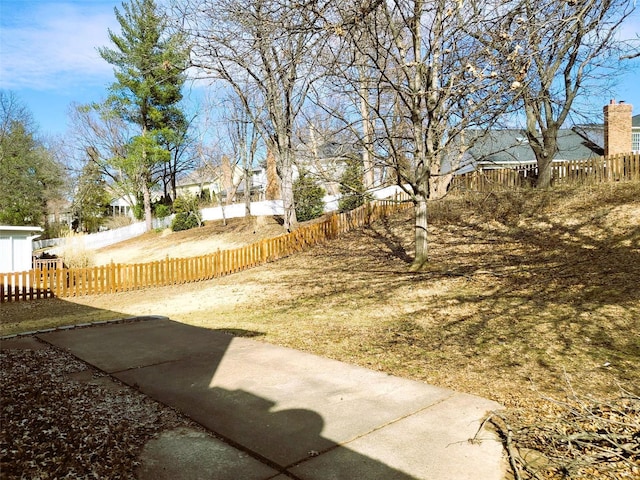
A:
<box><xmin>1</xmin><ymin>196</ymin><xmax>411</xmax><ymax>303</ymax></box>
<box><xmin>32</xmin><ymin>257</ymin><xmax>63</xmax><ymax>270</ymax></box>
<box><xmin>451</xmin><ymin>152</ymin><xmax>640</xmax><ymax>192</ymax></box>
<box><xmin>5</xmin><ymin>153</ymin><xmax>637</xmax><ymax>303</ymax></box>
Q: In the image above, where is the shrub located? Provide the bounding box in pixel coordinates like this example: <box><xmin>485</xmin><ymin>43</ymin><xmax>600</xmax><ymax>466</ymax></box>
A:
<box><xmin>44</xmin><ymin>221</ymin><xmax>67</xmax><ymax>240</ymax></box>
<box><xmin>172</xmin><ymin>213</ymin><xmax>200</xmax><ymax>231</ymax></box>
<box><xmin>105</xmin><ymin>215</ymin><xmax>133</xmax><ymax>230</ymax></box>
<box><xmin>59</xmin><ymin>231</ymin><xmax>95</xmax><ymax>268</ymax></box>
<box><xmin>154</xmin><ymin>203</ymin><xmax>171</xmax><ymax>219</ymax></box>
<box><xmin>338</xmin><ymin>157</ymin><xmax>367</xmax><ymax>212</ymax></box>
<box><xmin>293</xmin><ymin>170</ymin><xmax>325</xmax><ymax>222</ymax></box>
<box><xmin>171</xmin><ymin>195</ymin><xmax>202</xmax><ymax>232</ymax></box>
<box><xmin>132</xmin><ymin>202</ymin><xmax>144</xmax><ymax>221</ymax></box>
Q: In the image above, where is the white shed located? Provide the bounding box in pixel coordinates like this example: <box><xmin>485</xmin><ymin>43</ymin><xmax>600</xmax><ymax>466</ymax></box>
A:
<box><xmin>0</xmin><ymin>226</ymin><xmax>43</xmax><ymax>273</ymax></box>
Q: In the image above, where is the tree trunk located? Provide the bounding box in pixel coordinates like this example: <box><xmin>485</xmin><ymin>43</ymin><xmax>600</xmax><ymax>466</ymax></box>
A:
<box><xmin>244</xmin><ymin>167</ymin><xmax>252</xmax><ymax>218</ymax></box>
<box><xmin>536</xmin><ymin>157</ymin><xmax>553</xmax><ymax>188</ymax></box>
<box><xmin>358</xmin><ymin>58</ymin><xmax>375</xmax><ymax>191</ymax></box>
<box><xmin>534</xmin><ymin>133</ymin><xmax>558</xmax><ymax>188</ymax></box>
<box><xmin>412</xmin><ymin>197</ymin><xmax>428</xmax><ymax>270</ymax></box>
<box><xmin>171</xmin><ymin>168</ymin><xmax>177</xmax><ymax>203</ymax></box>
<box><xmin>429</xmin><ymin>172</ymin><xmax>452</xmax><ymax>199</ymax></box>
<box><xmin>280</xmin><ymin>148</ymin><xmax>297</xmax><ymax>231</ymax></box>
<box><xmin>141</xmin><ymin>134</ymin><xmax>153</xmax><ymax>232</ymax></box>
<box><xmin>265</xmin><ymin>147</ymin><xmax>281</xmax><ymax>200</ymax></box>
<box><xmin>142</xmin><ymin>181</ymin><xmax>152</xmax><ymax>232</ymax></box>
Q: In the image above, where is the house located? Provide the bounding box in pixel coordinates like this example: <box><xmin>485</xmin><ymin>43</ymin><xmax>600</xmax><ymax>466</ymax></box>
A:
<box><xmin>293</xmin><ymin>141</ymin><xmax>361</xmax><ymax>196</ymax></box>
<box><xmin>109</xmin><ymin>193</ymin><xmax>136</xmax><ymax>218</ymax></box>
<box><xmin>176</xmin><ymin>161</ymin><xmax>264</xmax><ymax>203</ymax></box>
<box><xmin>108</xmin><ymin>189</ymin><xmax>163</xmax><ymax>219</ymax></box>
<box><xmin>461</xmin><ymin>100</ymin><xmax>636</xmax><ymax>174</ymax></box>
<box><xmin>460</xmin><ymin>128</ymin><xmax>602</xmax><ymax>174</ymax></box>
<box><xmin>0</xmin><ymin>226</ymin><xmax>43</xmax><ymax>273</ymax></box>
<box><xmin>633</xmin><ymin>113</ymin><xmax>640</xmax><ymax>153</ymax></box>
<box><xmin>46</xmin><ymin>198</ymin><xmax>73</xmax><ymax>228</ymax></box>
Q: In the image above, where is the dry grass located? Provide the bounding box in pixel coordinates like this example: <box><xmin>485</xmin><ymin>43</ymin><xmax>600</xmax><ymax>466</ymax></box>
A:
<box><xmin>58</xmin><ymin>231</ymin><xmax>96</xmax><ymax>268</ymax></box>
<box><xmin>2</xmin><ymin>181</ymin><xmax>639</xmax><ymax>478</ymax></box>
<box><xmin>93</xmin><ymin>215</ymin><xmax>285</xmax><ymax>265</ymax></box>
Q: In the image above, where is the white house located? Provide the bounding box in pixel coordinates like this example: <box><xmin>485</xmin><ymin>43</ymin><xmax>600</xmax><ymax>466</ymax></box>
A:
<box><xmin>632</xmin><ymin>113</ymin><xmax>640</xmax><ymax>153</ymax></box>
<box><xmin>176</xmin><ymin>162</ymin><xmax>262</xmax><ymax>203</ymax></box>
<box><xmin>0</xmin><ymin>226</ymin><xmax>43</xmax><ymax>273</ymax></box>
<box><xmin>110</xmin><ymin>193</ymin><xmax>136</xmax><ymax>217</ymax></box>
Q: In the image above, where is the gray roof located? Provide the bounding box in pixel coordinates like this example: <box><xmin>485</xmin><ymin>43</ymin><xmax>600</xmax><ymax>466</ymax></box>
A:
<box><xmin>176</xmin><ymin>164</ymin><xmax>221</xmax><ymax>187</ymax></box>
<box><xmin>464</xmin><ymin>129</ymin><xmax>601</xmax><ymax>170</ymax></box>
<box><xmin>571</xmin><ymin>125</ymin><xmax>604</xmax><ymax>154</ymax></box>
<box><xmin>633</xmin><ymin>114</ymin><xmax>640</xmax><ymax>128</ymax></box>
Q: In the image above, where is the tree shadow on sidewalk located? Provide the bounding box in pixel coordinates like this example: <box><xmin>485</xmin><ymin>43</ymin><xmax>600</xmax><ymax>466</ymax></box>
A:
<box><xmin>39</xmin><ymin>318</ymin><xmax>427</xmax><ymax>479</ymax></box>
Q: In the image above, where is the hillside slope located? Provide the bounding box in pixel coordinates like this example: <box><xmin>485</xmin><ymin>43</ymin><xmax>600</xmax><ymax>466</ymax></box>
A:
<box><xmin>3</xmin><ymin>181</ymin><xmax>639</xmax><ymax>478</ymax></box>
<box><xmin>93</xmin><ymin>215</ymin><xmax>286</xmax><ymax>265</ymax></box>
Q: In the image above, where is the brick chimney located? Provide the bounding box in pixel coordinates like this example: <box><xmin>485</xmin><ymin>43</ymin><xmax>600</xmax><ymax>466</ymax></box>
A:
<box><xmin>265</xmin><ymin>147</ymin><xmax>281</xmax><ymax>200</ymax></box>
<box><xmin>603</xmin><ymin>99</ymin><xmax>632</xmax><ymax>156</ymax></box>
<box><xmin>221</xmin><ymin>155</ymin><xmax>234</xmax><ymax>204</ymax></box>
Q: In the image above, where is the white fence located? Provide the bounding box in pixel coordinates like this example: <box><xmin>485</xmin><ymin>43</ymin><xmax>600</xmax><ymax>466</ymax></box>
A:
<box><xmin>34</xmin><ymin>216</ymin><xmax>173</xmax><ymax>253</ymax></box>
<box><xmin>35</xmin><ymin>200</ymin><xmax>286</xmax><ymax>253</ymax></box>
<box><xmin>33</xmin><ymin>192</ymin><xmax>402</xmax><ymax>254</ymax></box>
<box><xmin>201</xmin><ymin>200</ymin><xmax>284</xmax><ymax>221</ymax></box>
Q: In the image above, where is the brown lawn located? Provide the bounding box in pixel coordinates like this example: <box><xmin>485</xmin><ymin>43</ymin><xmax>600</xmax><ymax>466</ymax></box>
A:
<box><xmin>2</xmin><ymin>182</ymin><xmax>639</xmax><ymax>479</ymax></box>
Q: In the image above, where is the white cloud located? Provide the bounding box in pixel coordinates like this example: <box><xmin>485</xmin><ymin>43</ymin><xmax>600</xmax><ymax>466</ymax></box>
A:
<box><xmin>0</xmin><ymin>2</ymin><xmax>118</xmax><ymax>92</ymax></box>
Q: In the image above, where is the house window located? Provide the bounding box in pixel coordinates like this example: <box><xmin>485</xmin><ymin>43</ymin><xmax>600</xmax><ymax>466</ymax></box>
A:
<box><xmin>633</xmin><ymin>131</ymin><xmax>640</xmax><ymax>153</ymax></box>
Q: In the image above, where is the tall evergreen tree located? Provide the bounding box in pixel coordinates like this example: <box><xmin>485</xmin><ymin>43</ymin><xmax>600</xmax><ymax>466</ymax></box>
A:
<box><xmin>98</xmin><ymin>0</ymin><xmax>189</xmax><ymax>231</ymax></box>
<box><xmin>293</xmin><ymin>170</ymin><xmax>325</xmax><ymax>222</ymax></box>
<box><xmin>0</xmin><ymin>91</ymin><xmax>65</xmax><ymax>228</ymax></box>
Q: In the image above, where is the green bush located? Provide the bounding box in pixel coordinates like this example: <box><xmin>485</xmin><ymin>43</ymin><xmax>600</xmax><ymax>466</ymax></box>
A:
<box><xmin>293</xmin><ymin>170</ymin><xmax>325</xmax><ymax>222</ymax></box>
<box><xmin>171</xmin><ymin>212</ymin><xmax>199</xmax><ymax>231</ymax></box>
<box><xmin>338</xmin><ymin>157</ymin><xmax>367</xmax><ymax>212</ymax></box>
<box><xmin>154</xmin><ymin>203</ymin><xmax>171</xmax><ymax>219</ymax></box>
<box><xmin>171</xmin><ymin>195</ymin><xmax>202</xmax><ymax>231</ymax></box>
<box><xmin>133</xmin><ymin>202</ymin><xmax>144</xmax><ymax>221</ymax></box>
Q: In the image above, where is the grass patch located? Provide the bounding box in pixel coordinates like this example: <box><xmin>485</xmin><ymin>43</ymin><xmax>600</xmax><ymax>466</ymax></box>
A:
<box><xmin>2</xmin><ymin>181</ymin><xmax>639</xmax><ymax>478</ymax></box>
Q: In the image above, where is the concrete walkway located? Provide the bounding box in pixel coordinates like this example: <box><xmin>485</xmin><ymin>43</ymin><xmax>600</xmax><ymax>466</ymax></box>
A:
<box><xmin>35</xmin><ymin>317</ymin><xmax>505</xmax><ymax>479</ymax></box>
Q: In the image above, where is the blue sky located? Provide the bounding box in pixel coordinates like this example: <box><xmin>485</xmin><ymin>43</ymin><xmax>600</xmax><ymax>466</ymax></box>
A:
<box><xmin>0</xmin><ymin>1</ymin><xmax>121</xmax><ymax>135</ymax></box>
<box><xmin>0</xmin><ymin>0</ymin><xmax>639</xmax><ymax>138</ymax></box>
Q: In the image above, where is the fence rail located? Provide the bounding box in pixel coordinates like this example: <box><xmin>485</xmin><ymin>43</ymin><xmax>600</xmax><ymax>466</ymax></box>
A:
<box><xmin>32</xmin><ymin>257</ymin><xmax>63</xmax><ymax>270</ymax></box>
<box><xmin>450</xmin><ymin>152</ymin><xmax>640</xmax><ymax>192</ymax></box>
<box><xmin>5</xmin><ymin>153</ymin><xmax>638</xmax><ymax>303</ymax></box>
<box><xmin>2</xmin><ymin>197</ymin><xmax>411</xmax><ymax>303</ymax></box>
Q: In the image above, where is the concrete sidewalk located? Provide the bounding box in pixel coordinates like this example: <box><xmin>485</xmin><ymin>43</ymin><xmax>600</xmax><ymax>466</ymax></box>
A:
<box><xmin>37</xmin><ymin>317</ymin><xmax>505</xmax><ymax>480</ymax></box>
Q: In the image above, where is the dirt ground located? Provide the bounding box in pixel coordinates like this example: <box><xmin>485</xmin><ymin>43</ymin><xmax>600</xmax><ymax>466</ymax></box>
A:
<box><xmin>2</xmin><ymin>182</ymin><xmax>639</xmax><ymax>479</ymax></box>
<box><xmin>93</xmin><ymin>215</ymin><xmax>286</xmax><ymax>265</ymax></box>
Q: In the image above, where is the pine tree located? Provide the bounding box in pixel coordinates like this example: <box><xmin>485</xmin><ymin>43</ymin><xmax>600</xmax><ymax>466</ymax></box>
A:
<box><xmin>98</xmin><ymin>0</ymin><xmax>188</xmax><ymax>231</ymax></box>
<box><xmin>72</xmin><ymin>160</ymin><xmax>111</xmax><ymax>233</ymax></box>
<box><xmin>293</xmin><ymin>170</ymin><xmax>325</xmax><ymax>222</ymax></box>
<box><xmin>338</xmin><ymin>157</ymin><xmax>366</xmax><ymax>213</ymax></box>
<box><xmin>0</xmin><ymin>92</ymin><xmax>65</xmax><ymax>228</ymax></box>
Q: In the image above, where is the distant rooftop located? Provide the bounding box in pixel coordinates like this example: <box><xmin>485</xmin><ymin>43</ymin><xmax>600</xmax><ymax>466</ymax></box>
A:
<box><xmin>465</xmin><ymin>128</ymin><xmax>601</xmax><ymax>167</ymax></box>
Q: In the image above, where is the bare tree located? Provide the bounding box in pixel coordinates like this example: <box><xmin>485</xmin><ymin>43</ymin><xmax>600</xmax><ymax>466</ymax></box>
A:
<box><xmin>69</xmin><ymin>103</ymin><xmax>138</xmax><ymax>214</ymax></box>
<box><xmin>222</xmin><ymin>95</ymin><xmax>263</xmax><ymax>217</ymax></box>
<box><xmin>159</xmin><ymin>108</ymin><xmax>199</xmax><ymax>203</ymax></box>
<box><xmin>294</xmin><ymin>102</ymin><xmax>360</xmax><ymax>196</ymax></box>
<box><xmin>316</xmin><ymin>0</ymin><xmax>513</xmax><ymax>268</ymax></box>
<box><xmin>481</xmin><ymin>0</ymin><xmax>634</xmax><ymax>187</ymax></box>
<box><xmin>175</xmin><ymin>0</ymin><xmax>328</xmax><ymax>231</ymax></box>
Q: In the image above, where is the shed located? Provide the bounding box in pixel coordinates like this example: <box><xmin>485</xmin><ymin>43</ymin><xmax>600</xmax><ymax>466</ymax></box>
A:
<box><xmin>0</xmin><ymin>226</ymin><xmax>43</xmax><ymax>273</ymax></box>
